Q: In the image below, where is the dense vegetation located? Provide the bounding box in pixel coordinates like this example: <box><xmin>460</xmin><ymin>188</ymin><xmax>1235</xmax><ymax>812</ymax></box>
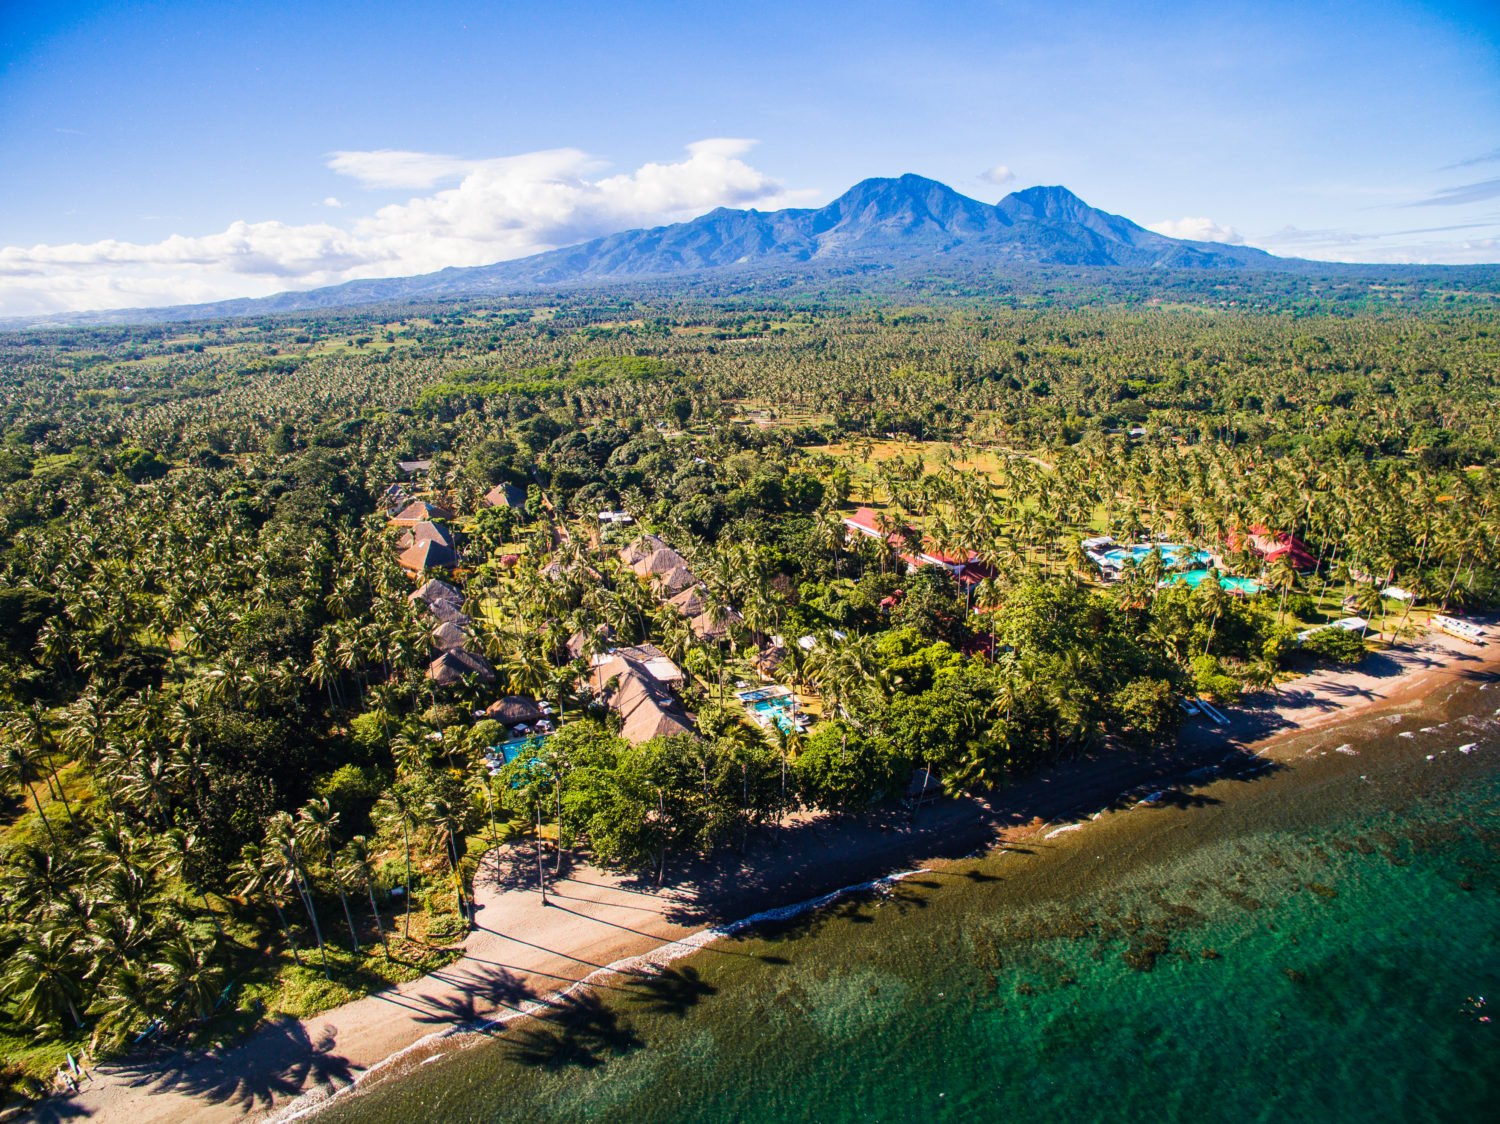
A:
<box><xmin>0</xmin><ymin>274</ymin><xmax>1496</xmax><ymax>1098</ymax></box>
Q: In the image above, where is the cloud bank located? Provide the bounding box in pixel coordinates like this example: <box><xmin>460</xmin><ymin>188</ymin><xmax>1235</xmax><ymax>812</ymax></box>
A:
<box><xmin>0</xmin><ymin>139</ymin><xmax>803</xmax><ymax>316</ymax></box>
<box><xmin>1146</xmin><ymin>216</ymin><xmax>1244</xmax><ymax>244</ymax></box>
<box><xmin>980</xmin><ymin>163</ymin><xmax>1015</xmax><ymax>186</ymax></box>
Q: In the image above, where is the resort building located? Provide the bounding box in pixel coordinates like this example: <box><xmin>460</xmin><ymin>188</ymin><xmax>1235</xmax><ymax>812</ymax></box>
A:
<box><xmin>621</xmin><ymin>533</ymin><xmax>699</xmax><ymax>596</ymax></box>
<box><xmin>1226</xmin><ymin>525</ymin><xmax>1317</xmax><ymax>571</ymax></box>
<box><xmin>391</xmin><ymin>499</ymin><xmax>452</xmax><ymax>526</ymax></box>
<box><xmin>409</xmin><ymin>577</ymin><xmax>463</xmax><ymax>609</ymax></box>
<box><xmin>590</xmin><ymin>643</ymin><xmax>684</xmax><ymax>684</ymax></box>
<box><xmin>589</xmin><ymin>651</ymin><xmax>695</xmax><ymax>744</ymax></box>
<box><xmin>665</xmin><ymin>583</ymin><xmax>740</xmax><ymax>641</ymax></box>
<box><xmin>843</xmin><ymin>506</ymin><xmax>986</xmax><ymax>584</ymax></box>
<box><xmin>428</xmin><ymin>648</ymin><xmax>495</xmax><ymax>686</ymax></box>
<box><xmin>1296</xmin><ymin>617</ymin><xmax>1369</xmax><ymax>642</ymax></box>
<box><xmin>397</xmin><ymin>536</ymin><xmax>457</xmax><ymax>576</ymax></box>
<box><xmin>396</xmin><ymin>520</ymin><xmax>454</xmax><ymax>550</ymax></box>
<box><xmin>431</xmin><ymin>620</ymin><xmax>469</xmax><ymax>652</ymax></box>
<box><xmin>483</xmin><ymin>482</ymin><xmax>528</xmax><ymax>511</ymax></box>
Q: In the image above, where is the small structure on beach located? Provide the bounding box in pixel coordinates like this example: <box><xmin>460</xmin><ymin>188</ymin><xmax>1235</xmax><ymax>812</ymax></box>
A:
<box><xmin>1297</xmin><ymin>617</ymin><xmax>1368</xmax><ymax>643</ymax></box>
<box><xmin>1433</xmin><ymin>614</ymin><xmax>1487</xmax><ymax>645</ymax></box>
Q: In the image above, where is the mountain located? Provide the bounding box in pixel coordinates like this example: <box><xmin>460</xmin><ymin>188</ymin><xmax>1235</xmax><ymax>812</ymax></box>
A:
<box><xmin>452</xmin><ymin>176</ymin><xmax>1281</xmax><ymax>284</ymax></box>
<box><xmin>9</xmin><ymin>176</ymin><xmax>1306</xmax><ymax>326</ymax></box>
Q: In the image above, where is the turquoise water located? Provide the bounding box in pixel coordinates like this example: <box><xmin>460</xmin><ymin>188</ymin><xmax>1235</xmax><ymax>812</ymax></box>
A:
<box><xmin>742</xmin><ymin>688</ymin><xmax>802</xmax><ymax>733</ymax></box>
<box><xmin>1102</xmin><ymin>543</ymin><xmax>1213</xmax><ymax>567</ymax></box>
<box><xmin>324</xmin><ymin>680</ymin><xmax>1500</xmax><ymax>1123</ymax></box>
<box><xmin>1172</xmin><ymin>569</ymin><xmax>1263</xmax><ymax>593</ymax></box>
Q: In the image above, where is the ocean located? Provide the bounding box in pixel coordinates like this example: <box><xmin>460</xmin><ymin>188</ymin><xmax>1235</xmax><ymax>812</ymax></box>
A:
<box><xmin>316</xmin><ymin>673</ymin><xmax>1500</xmax><ymax>1123</ymax></box>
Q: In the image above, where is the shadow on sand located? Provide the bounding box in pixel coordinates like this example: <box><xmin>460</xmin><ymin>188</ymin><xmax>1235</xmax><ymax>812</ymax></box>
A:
<box><xmin>58</xmin><ymin>1016</ymin><xmax>354</xmax><ymax>1118</ymax></box>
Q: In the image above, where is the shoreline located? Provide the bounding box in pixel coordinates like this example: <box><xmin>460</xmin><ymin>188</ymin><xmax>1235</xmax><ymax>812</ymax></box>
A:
<box><xmin>49</xmin><ymin>629</ymin><xmax>1500</xmax><ymax>1124</ymax></box>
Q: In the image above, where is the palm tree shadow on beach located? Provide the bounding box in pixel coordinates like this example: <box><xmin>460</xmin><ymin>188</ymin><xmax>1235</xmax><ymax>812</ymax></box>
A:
<box><xmin>624</xmin><ymin>965</ymin><xmax>717</xmax><ymax>1018</ymax></box>
<box><xmin>502</xmin><ymin>991</ymin><xmax>643</xmax><ymax>1070</ymax></box>
<box><xmin>87</xmin><ymin>1015</ymin><xmax>353</xmax><ymax>1114</ymax></box>
<box><xmin>413</xmin><ymin>963</ymin><xmax>539</xmax><ymax>1029</ymax></box>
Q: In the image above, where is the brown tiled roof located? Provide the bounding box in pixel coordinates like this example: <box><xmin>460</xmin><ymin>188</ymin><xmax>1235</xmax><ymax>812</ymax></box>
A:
<box><xmin>483</xmin><ymin>483</ymin><xmax>528</xmax><ymax>509</ymax></box>
<box><xmin>667</xmin><ymin>584</ymin><xmax>709</xmax><ymax>617</ymax></box>
<box><xmin>392</xmin><ymin>500</ymin><xmax>452</xmax><ymax>525</ymax></box>
<box><xmin>652</xmin><ymin>562</ymin><xmax>699</xmax><ymax>596</ymax></box>
<box><xmin>484</xmin><ymin>695</ymin><xmax>544</xmax><ymax>725</ymax></box>
<box><xmin>426</xmin><ymin>598</ymin><xmax>469</xmax><ymax>626</ymax></box>
<box><xmin>399</xmin><ymin>538</ymin><xmax>457</xmax><ymax>573</ymax></box>
<box><xmin>619</xmin><ymin>533</ymin><xmax>670</xmax><ymax>567</ymax></box>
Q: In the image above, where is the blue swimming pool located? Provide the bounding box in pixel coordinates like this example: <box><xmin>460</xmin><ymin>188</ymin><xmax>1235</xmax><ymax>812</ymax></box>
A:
<box><xmin>1102</xmin><ymin>543</ymin><xmax>1213</xmax><ymax>567</ymax></box>
<box><xmin>489</xmin><ymin>733</ymin><xmax>548</xmax><ymax>768</ymax></box>
<box><xmin>737</xmin><ymin>688</ymin><xmax>804</xmax><ymax>734</ymax></box>
<box><xmin>1170</xmin><ymin>569</ymin><xmax>1262</xmax><ymax>594</ymax></box>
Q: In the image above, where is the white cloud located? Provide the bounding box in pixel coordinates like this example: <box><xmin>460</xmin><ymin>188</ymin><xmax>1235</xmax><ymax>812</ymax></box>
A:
<box><xmin>322</xmin><ymin>196</ymin><xmax>343</xmax><ymax>208</ymax></box>
<box><xmin>979</xmin><ymin>163</ymin><xmax>1015</xmax><ymax>186</ymax></box>
<box><xmin>1254</xmin><ymin>223</ymin><xmax>1500</xmax><ymax>264</ymax></box>
<box><xmin>1</xmin><ymin>139</ymin><xmax>804</xmax><ymax>316</ymax></box>
<box><xmin>325</xmin><ymin>149</ymin><xmax>496</xmax><ymax>190</ymax></box>
<box><xmin>1147</xmin><ymin>216</ymin><xmax>1245</xmax><ymax>244</ymax></box>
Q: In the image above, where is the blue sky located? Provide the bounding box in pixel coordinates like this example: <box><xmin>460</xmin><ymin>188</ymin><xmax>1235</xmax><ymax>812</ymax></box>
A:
<box><xmin>2</xmin><ymin>0</ymin><xmax>1498</xmax><ymax>313</ymax></box>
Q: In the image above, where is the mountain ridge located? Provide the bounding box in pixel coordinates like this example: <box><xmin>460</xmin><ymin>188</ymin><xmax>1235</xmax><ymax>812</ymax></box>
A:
<box><xmin>0</xmin><ymin>175</ymin><xmax>1393</xmax><ymax>326</ymax></box>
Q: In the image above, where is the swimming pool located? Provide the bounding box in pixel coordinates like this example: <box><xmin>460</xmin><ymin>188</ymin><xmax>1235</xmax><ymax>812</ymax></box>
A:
<box><xmin>737</xmin><ymin>687</ymin><xmax>806</xmax><ymax>734</ymax></box>
<box><xmin>1171</xmin><ymin>569</ymin><xmax>1262</xmax><ymax>594</ymax></box>
<box><xmin>1101</xmin><ymin>542</ymin><xmax>1213</xmax><ymax>567</ymax></box>
<box><xmin>488</xmin><ymin>733</ymin><xmax>549</xmax><ymax>770</ymax></box>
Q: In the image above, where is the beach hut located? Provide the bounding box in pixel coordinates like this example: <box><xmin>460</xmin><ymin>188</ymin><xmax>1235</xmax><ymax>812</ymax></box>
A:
<box><xmin>485</xmin><ymin>695</ymin><xmax>545</xmax><ymax>726</ymax></box>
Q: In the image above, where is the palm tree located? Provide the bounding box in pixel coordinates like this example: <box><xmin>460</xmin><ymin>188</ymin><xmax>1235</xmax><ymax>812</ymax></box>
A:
<box><xmin>158</xmin><ymin>827</ymin><xmax>221</xmax><ymax>932</ymax></box>
<box><xmin>152</xmin><ymin>928</ymin><xmax>225</xmax><ymax>1022</ymax></box>
<box><xmin>338</xmin><ymin>836</ymin><xmax>390</xmax><ymax>958</ymax></box>
<box><xmin>0</xmin><ymin>925</ymin><xmax>88</xmax><ymax>1032</ymax></box>
<box><xmin>298</xmin><ymin>799</ymin><xmax>356</xmax><ymax>953</ymax></box>
<box><xmin>232</xmin><ymin>842</ymin><xmax>302</xmax><ymax>966</ymax></box>
<box><xmin>373</xmin><ymin>785</ymin><xmax>419</xmax><ymax>938</ymax></box>
<box><xmin>424</xmin><ymin>793</ymin><xmax>469</xmax><ymax>924</ymax></box>
<box><xmin>1350</xmin><ymin>582</ymin><xmax>1383</xmax><ymax>638</ymax></box>
<box><xmin>1266</xmin><ymin>556</ymin><xmax>1299</xmax><ymax>625</ymax></box>
<box><xmin>0</xmin><ymin>740</ymin><xmax>60</xmax><ymax>851</ymax></box>
<box><xmin>7</xmin><ymin>705</ymin><xmax>76</xmax><ymax>824</ymax></box>
<box><xmin>266</xmin><ymin>811</ymin><xmax>330</xmax><ymax>977</ymax></box>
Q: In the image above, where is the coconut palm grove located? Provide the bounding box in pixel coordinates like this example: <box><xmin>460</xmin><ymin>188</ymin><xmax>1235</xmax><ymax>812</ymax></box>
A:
<box><xmin>0</xmin><ymin>270</ymin><xmax>1498</xmax><ymax>1103</ymax></box>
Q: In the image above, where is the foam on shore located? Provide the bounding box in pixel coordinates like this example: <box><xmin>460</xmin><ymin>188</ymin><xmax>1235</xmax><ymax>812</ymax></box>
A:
<box><xmin>273</xmin><ymin>866</ymin><xmax>931</xmax><ymax>1121</ymax></box>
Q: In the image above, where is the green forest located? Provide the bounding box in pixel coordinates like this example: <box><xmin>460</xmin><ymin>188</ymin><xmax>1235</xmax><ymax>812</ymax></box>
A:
<box><xmin>0</xmin><ymin>274</ymin><xmax>1497</xmax><ymax>1100</ymax></box>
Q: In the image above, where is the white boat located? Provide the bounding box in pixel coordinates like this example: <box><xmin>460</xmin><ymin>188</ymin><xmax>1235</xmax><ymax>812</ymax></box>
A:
<box><xmin>1433</xmin><ymin>614</ymin><xmax>1487</xmax><ymax>645</ymax></box>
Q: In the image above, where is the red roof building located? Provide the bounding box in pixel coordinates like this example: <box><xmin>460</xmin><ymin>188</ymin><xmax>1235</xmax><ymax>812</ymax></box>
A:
<box><xmin>1226</xmin><ymin>525</ymin><xmax>1317</xmax><ymax>571</ymax></box>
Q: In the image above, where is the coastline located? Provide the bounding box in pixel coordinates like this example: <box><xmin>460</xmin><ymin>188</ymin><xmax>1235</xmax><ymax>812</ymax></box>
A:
<box><xmin>48</xmin><ymin>628</ymin><xmax>1500</xmax><ymax>1124</ymax></box>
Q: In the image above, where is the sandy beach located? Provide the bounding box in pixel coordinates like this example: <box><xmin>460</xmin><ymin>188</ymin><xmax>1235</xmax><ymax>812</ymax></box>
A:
<box><xmin>38</xmin><ymin>628</ymin><xmax>1498</xmax><ymax>1124</ymax></box>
